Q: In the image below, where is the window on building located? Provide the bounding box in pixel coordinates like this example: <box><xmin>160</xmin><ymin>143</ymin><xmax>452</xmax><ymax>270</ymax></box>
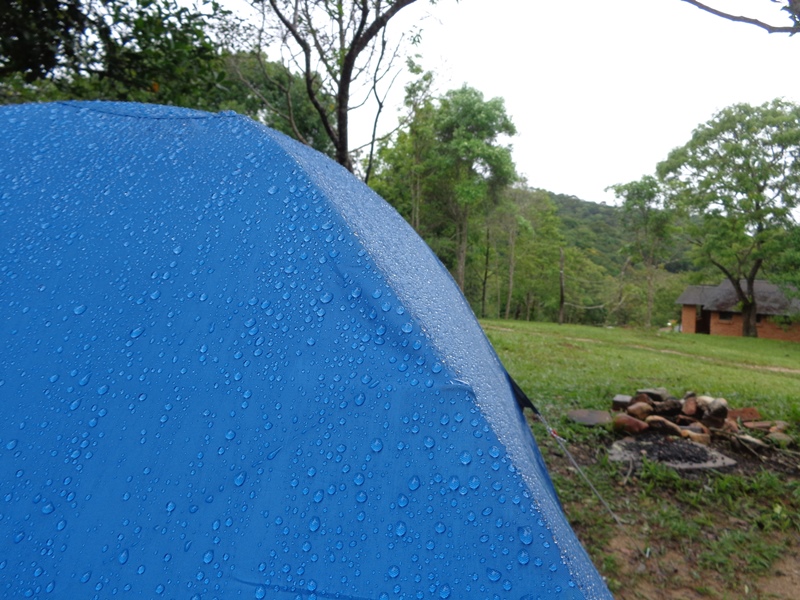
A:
<box><xmin>718</xmin><ymin>311</ymin><xmax>733</xmax><ymax>322</ymax></box>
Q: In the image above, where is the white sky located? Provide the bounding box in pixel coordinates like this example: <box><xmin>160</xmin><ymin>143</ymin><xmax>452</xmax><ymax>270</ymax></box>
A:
<box><xmin>226</xmin><ymin>0</ymin><xmax>800</xmax><ymax>205</ymax></box>
<box><xmin>379</xmin><ymin>0</ymin><xmax>800</xmax><ymax>204</ymax></box>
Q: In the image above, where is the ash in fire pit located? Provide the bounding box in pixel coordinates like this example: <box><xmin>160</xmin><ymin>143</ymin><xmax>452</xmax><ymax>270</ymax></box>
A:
<box><xmin>609</xmin><ymin>433</ymin><xmax>737</xmax><ymax>470</ymax></box>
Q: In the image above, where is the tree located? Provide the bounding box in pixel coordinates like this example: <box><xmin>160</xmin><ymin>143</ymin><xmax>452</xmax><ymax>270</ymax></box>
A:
<box><xmin>221</xmin><ymin>51</ymin><xmax>337</xmax><ymax>156</ymax></box>
<box><xmin>609</xmin><ymin>175</ymin><xmax>675</xmax><ymax>328</ymax></box>
<box><xmin>428</xmin><ymin>86</ymin><xmax>516</xmax><ymax>291</ymax></box>
<box><xmin>249</xmin><ymin>0</ymin><xmax>445</xmax><ymax>177</ymax></box>
<box><xmin>658</xmin><ymin>99</ymin><xmax>800</xmax><ymax>337</ymax></box>
<box><xmin>371</xmin><ymin>84</ymin><xmax>516</xmax><ymax>293</ymax></box>
<box><xmin>0</xmin><ymin>0</ymin><xmax>86</xmax><ymax>82</ymax></box>
<box><xmin>1</xmin><ymin>0</ymin><xmax>228</xmax><ymax>108</ymax></box>
<box><xmin>680</xmin><ymin>0</ymin><xmax>800</xmax><ymax>34</ymax></box>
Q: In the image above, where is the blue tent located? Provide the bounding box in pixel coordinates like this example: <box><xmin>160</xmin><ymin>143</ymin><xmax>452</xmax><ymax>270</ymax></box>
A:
<box><xmin>0</xmin><ymin>102</ymin><xmax>611</xmax><ymax>599</ymax></box>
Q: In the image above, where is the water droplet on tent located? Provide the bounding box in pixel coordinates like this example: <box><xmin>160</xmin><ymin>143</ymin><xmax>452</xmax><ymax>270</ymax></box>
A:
<box><xmin>408</xmin><ymin>476</ymin><xmax>420</xmax><ymax>491</ymax></box>
<box><xmin>517</xmin><ymin>549</ymin><xmax>530</xmax><ymax>565</ymax></box>
<box><xmin>459</xmin><ymin>451</ymin><xmax>472</xmax><ymax>465</ymax></box>
<box><xmin>234</xmin><ymin>472</ymin><xmax>247</xmax><ymax>486</ymax></box>
<box><xmin>166</xmin><ymin>501</ymin><xmax>176</xmax><ymax>513</ymax></box>
<box><xmin>118</xmin><ymin>549</ymin><xmax>129</xmax><ymax>564</ymax></box>
<box><xmin>306</xmin><ymin>337</ymin><xmax>316</xmax><ymax>346</ymax></box>
<box><xmin>370</xmin><ymin>438</ymin><xmax>383</xmax><ymax>452</ymax></box>
<box><xmin>395</xmin><ymin>521</ymin><xmax>407</xmax><ymax>536</ymax></box>
<box><xmin>518</xmin><ymin>526</ymin><xmax>533</xmax><ymax>545</ymax></box>
<box><xmin>309</xmin><ymin>517</ymin><xmax>320</xmax><ymax>532</ymax></box>
<box><xmin>439</xmin><ymin>584</ymin><xmax>452</xmax><ymax>598</ymax></box>
<box><xmin>172</xmin><ymin>245</ymin><xmax>183</xmax><ymax>255</ymax></box>
<box><xmin>387</xmin><ymin>565</ymin><xmax>399</xmax><ymax>578</ymax></box>
<box><xmin>130</xmin><ymin>326</ymin><xmax>144</xmax><ymax>338</ymax></box>
<box><xmin>255</xmin><ymin>585</ymin><xmax>266</xmax><ymax>599</ymax></box>
<box><xmin>41</xmin><ymin>502</ymin><xmax>54</xmax><ymax>514</ymax></box>
<box><xmin>73</xmin><ymin>304</ymin><xmax>87</xmax><ymax>315</ymax></box>
<box><xmin>320</xmin><ymin>292</ymin><xmax>333</xmax><ymax>304</ymax></box>
<box><xmin>486</xmin><ymin>568</ymin><xmax>501</xmax><ymax>582</ymax></box>
<box><xmin>203</xmin><ymin>550</ymin><xmax>214</xmax><ymax>564</ymax></box>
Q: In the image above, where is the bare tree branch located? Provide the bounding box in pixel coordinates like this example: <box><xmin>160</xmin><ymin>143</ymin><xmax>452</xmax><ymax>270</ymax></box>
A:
<box><xmin>680</xmin><ymin>0</ymin><xmax>800</xmax><ymax>34</ymax></box>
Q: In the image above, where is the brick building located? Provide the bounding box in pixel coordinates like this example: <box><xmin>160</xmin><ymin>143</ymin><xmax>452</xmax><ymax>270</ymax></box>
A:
<box><xmin>676</xmin><ymin>280</ymin><xmax>800</xmax><ymax>342</ymax></box>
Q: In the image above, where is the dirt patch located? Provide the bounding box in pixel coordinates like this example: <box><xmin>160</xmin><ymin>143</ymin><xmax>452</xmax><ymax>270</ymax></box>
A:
<box><xmin>757</xmin><ymin>551</ymin><xmax>800</xmax><ymax>599</ymax></box>
<box><xmin>627</xmin><ymin>344</ymin><xmax>800</xmax><ymax>375</ymax></box>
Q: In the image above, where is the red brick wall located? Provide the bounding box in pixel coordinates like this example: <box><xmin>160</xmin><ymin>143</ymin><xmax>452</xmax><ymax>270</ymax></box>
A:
<box><xmin>681</xmin><ymin>305</ymin><xmax>697</xmax><ymax>334</ymax></box>
<box><xmin>707</xmin><ymin>312</ymin><xmax>800</xmax><ymax>342</ymax></box>
<box><xmin>709</xmin><ymin>313</ymin><xmax>742</xmax><ymax>337</ymax></box>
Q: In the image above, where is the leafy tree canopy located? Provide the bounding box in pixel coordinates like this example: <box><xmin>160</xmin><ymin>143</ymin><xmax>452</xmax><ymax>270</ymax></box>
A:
<box><xmin>1</xmin><ymin>0</ymin><xmax>227</xmax><ymax>108</ymax></box>
<box><xmin>658</xmin><ymin>99</ymin><xmax>800</xmax><ymax>336</ymax></box>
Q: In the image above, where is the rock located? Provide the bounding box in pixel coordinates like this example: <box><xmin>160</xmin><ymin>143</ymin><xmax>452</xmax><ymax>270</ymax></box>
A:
<box><xmin>627</xmin><ymin>402</ymin><xmax>654</xmax><ymax>420</ymax></box>
<box><xmin>702</xmin><ymin>398</ymin><xmax>728</xmax><ymax>428</ymax></box>
<box><xmin>681</xmin><ymin>429</ymin><xmax>711</xmax><ymax>446</ymax></box>
<box><xmin>681</xmin><ymin>421</ymin><xmax>710</xmax><ymax>435</ymax></box>
<box><xmin>636</xmin><ymin>387</ymin><xmax>670</xmax><ymax>403</ymax></box>
<box><xmin>567</xmin><ymin>409</ymin><xmax>612</xmax><ymax>426</ymax></box>
<box><xmin>651</xmin><ymin>398</ymin><xmax>682</xmax><ymax>417</ymax></box>
<box><xmin>645</xmin><ymin>415</ymin><xmax>684</xmax><ymax>436</ymax></box>
<box><xmin>743</xmin><ymin>420</ymin><xmax>774</xmax><ymax>431</ymax></box>
<box><xmin>612</xmin><ymin>413</ymin><xmax>650</xmax><ymax>434</ymax></box>
<box><xmin>729</xmin><ymin>407</ymin><xmax>762</xmax><ymax>422</ymax></box>
<box><xmin>682</xmin><ymin>396</ymin><xmax>698</xmax><ymax>417</ymax></box>
<box><xmin>695</xmin><ymin>395</ymin><xmax>715</xmax><ymax>411</ymax></box>
<box><xmin>632</xmin><ymin>392</ymin><xmax>654</xmax><ymax>406</ymax></box>
<box><xmin>612</xmin><ymin>394</ymin><xmax>633</xmax><ymax>412</ymax></box>
<box><xmin>767</xmin><ymin>432</ymin><xmax>793</xmax><ymax>447</ymax></box>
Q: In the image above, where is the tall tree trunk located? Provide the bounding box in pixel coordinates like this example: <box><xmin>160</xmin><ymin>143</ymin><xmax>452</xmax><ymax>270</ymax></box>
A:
<box><xmin>741</xmin><ymin>300</ymin><xmax>759</xmax><ymax>337</ymax></box>
<box><xmin>558</xmin><ymin>247</ymin><xmax>565</xmax><ymax>325</ymax></box>
<box><xmin>411</xmin><ymin>168</ymin><xmax>421</xmax><ymax>232</ymax></box>
<box><xmin>480</xmin><ymin>225</ymin><xmax>491</xmax><ymax>318</ymax></box>
<box><xmin>504</xmin><ymin>225</ymin><xmax>517</xmax><ymax>319</ymax></box>
<box><xmin>645</xmin><ymin>265</ymin><xmax>655</xmax><ymax>328</ymax></box>
<box><xmin>525</xmin><ymin>290</ymin><xmax>534</xmax><ymax>321</ymax></box>
<box><xmin>455</xmin><ymin>204</ymin><xmax>469</xmax><ymax>291</ymax></box>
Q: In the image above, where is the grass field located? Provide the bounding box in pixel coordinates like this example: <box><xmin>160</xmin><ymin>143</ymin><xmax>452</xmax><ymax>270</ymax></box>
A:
<box><xmin>482</xmin><ymin>321</ymin><xmax>800</xmax><ymax>599</ymax></box>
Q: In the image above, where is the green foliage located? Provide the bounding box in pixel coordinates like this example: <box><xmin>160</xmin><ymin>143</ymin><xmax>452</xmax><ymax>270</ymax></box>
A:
<box><xmin>1</xmin><ymin>0</ymin><xmax>87</xmax><ymax>82</ymax></box>
<box><xmin>658</xmin><ymin>99</ymin><xmax>800</xmax><ymax>336</ymax></box>
<box><xmin>1</xmin><ymin>0</ymin><xmax>229</xmax><ymax>109</ymax></box>
<box><xmin>371</xmin><ymin>82</ymin><xmax>517</xmax><ymax>291</ymax></box>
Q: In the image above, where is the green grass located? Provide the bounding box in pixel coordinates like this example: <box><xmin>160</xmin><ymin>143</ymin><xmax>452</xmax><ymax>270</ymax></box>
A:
<box><xmin>482</xmin><ymin>320</ymin><xmax>800</xmax><ymax>599</ymax></box>
<box><xmin>483</xmin><ymin>320</ymin><xmax>800</xmax><ymax>421</ymax></box>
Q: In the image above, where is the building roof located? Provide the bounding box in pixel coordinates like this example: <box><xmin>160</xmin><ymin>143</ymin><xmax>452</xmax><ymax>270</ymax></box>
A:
<box><xmin>675</xmin><ymin>285</ymin><xmax>718</xmax><ymax>306</ymax></box>
<box><xmin>677</xmin><ymin>280</ymin><xmax>800</xmax><ymax>316</ymax></box>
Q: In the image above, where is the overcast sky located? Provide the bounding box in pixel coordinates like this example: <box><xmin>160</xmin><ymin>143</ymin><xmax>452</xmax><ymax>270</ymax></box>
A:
<box><xmin>373</xmin><ymin>0</ymin><xmax>800</xmax><ymax>204</ymax></box>
<box><xmin>228</xmin><ymin>1</ymin><xmax>800</xmax><ymax>205</ymax></box>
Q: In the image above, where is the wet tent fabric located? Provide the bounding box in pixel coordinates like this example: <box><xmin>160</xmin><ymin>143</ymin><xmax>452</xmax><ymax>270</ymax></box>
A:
<box><xmin>0</xmin><ymin>102</ymin><xmax>611</xmax><ymax>599</ymax></box>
